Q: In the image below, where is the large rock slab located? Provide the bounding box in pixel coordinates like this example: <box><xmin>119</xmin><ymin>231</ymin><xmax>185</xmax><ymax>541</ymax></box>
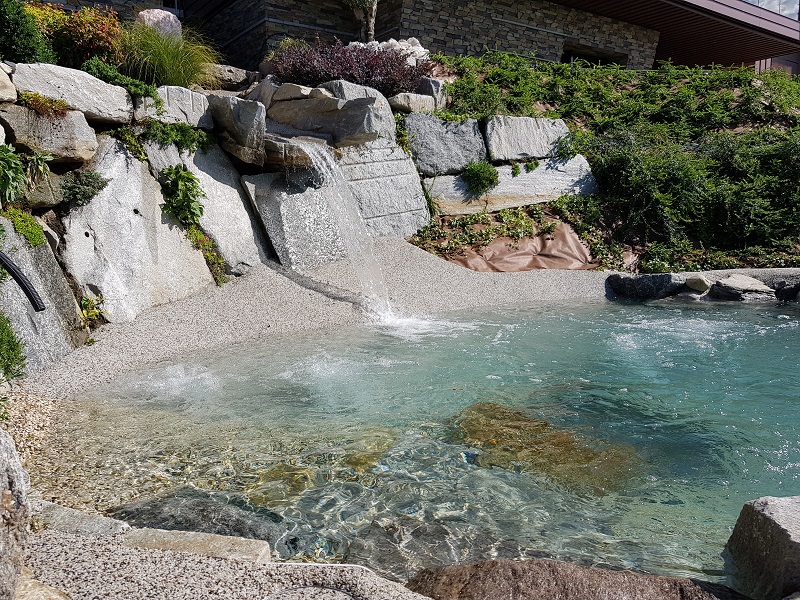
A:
<box><xmin>12</xmin><ymin>63</ymin><xmax>133</xmax><ymax>124</ymax></box>
<box><xmin>426</xmin><ymin>157</ymin><xmax>598</xmax><ymax>215</ymax></box>
<box><xmin>134</xmin><ymin>85</ymin><xmax>213</xmax><ymax>129</ymax></box>
<box><xmin>30</xmin><ymin>500</ymin><xmax>130</xmax><ymax>537</ymax></box>
<box><xmin>710</xmin><ymin>274</ymin><xmax>776</xmax><ymax>302</ymax></box>
<box><xmin>246</xmin><ymin>77</ymin><xmax>280</xmax><ymax>110</ymax></box>
<box><xmin>405</xmin><ymin>113</ymin><xmax>487</xmax><ymax>177</ymax></box>
<box><xmin>337</xmin><ymin>138</ymin><xmax>430</xmax><ymax>237</ymax></box>
<box><xmin>144</xmin><ymin>141</ymin><xmax>268</xmax><ymax>275</ymax></box>
<box><xmin>0</xmin><ymin>431</ymin><xmax>28</xmax><ymax>600</ymax></box>
<box><xmin>0</xmin><ymin>104</ymin><xmax>97</xmax><ymax>163</ymax></box>
<box><xmin>607</xmin><ymin>273</ymin><xmax>687</xmax><ymax>300</ymax></box>
<box><xmin>0</xmin><ymin>217</ymin><xmax>82</xmax><ymax>374</ymax></box>
<box><xmin>484</xmin><ymin>116</ymin><xmax>570</xmax><ymax>160</ymax></box>
<box><xmin>207</xmin><ymin>95</ymin><xmax>266</xmax><ymax>165</ymax></box>
<box><xmin>208</xmin><ymin>64</ymin><xmax>251</xmax><ymax>91</ymax></box>
<box><xmin>108</xmin><ymin>486</ymin><xmax>300</xmax><ymax>558</ymax></box>
<box><xmin>407</xmin><ymin>558</ymin><xmax>750</xmax><ymax>600</ymax></box>
<box><xmin>60</xmin><ymin>137</ymin><xmax>214</xmax><ymax>323</ymax></box>
<box><xmin>388</xmin><ymin>93</ymin><xmax>435</xmax><ymax>114</ymax></box>
<box><xmin>123</xmin><ymin>528</ymin><xmax>271</xmax><ymax>563</ymax></box>
<box><xmin>242</xmin><ymin>173</ymin><xmax>347</xmax><ymax>271</ymax></box>
<box><xmin>267</xmin><ymin>80</ymin><xmax>395</xmax><ymax>148</ymax></box>
<box><xmin>0</xmin><ymin>69</ymin><xmax>15</xmax><ymax>102</ymax></box>
<box><xmin>726</xmin><ymin>496</ymin><xmax>800</xmax><ymax>600</ymax></box>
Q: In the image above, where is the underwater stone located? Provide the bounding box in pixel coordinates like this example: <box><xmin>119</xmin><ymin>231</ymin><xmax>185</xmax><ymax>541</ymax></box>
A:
<box><xmin>123</xmin><ymin>528</ymin><xmax>271</xmax><ymax>563</ymax></box>
<box><xmin>451</xmin><ymin>402</ymin><xmax>639</xmax><ymax>495</ymax></box>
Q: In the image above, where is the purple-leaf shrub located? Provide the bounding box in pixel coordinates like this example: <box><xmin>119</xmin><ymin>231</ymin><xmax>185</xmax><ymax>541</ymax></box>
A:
<box><xmin>271</xmin><ymin>39</ymin><xmax>434</xmax><ymax>98</ymax></box>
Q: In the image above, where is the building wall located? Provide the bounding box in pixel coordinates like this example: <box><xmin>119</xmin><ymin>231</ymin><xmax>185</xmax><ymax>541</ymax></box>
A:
<box><xmin>39</xmin><ymin>0</ymin><xmax>163</xmax><ymax>19</ymax></box>
<box><xmin>201</xmin><ymin>0</ymin><xmax>361</xmax><ymax>71</ymax></box>
<box><xmin>392</xmin><ymin>0</ymin><xmax>660</xmax><ymax>69</ymax></box>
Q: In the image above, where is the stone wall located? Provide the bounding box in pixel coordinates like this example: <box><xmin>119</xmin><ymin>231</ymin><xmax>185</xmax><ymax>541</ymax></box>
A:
<box><xmin>204</xmin><ymin>0</ymin><xmax>361</xmax><ymax>71</ymax></box>
<box><xmin>38</xmin><ymin>0</ymin><xmax>163</xmax><ymax>19</ymax></box>
<box><xmin>386</xmin><ymin>0</ymin><xmax>659</xmax><ymax>69</ymax></box>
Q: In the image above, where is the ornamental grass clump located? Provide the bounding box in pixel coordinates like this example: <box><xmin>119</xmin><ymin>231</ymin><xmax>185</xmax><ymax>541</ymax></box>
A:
<box><xmin>271</xmin><ymin>38</ymin><xmax>434</xmax><ymax>97</ymax></box>
<box><xmin>462</xmin><ymin>160</ymin><xmax>499</xmax><ymax>197</ymax></box>
<box><xmin>121</xmin><ymin>22</ymin><xmax>220</xmax><ymax>88</ymax></box>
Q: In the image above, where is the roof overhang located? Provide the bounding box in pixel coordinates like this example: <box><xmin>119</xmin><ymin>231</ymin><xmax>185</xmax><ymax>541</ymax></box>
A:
<box><xmin>553</xmin><ymin>0</ymin><xmax>800</xmax><ymax>66</ymax></box>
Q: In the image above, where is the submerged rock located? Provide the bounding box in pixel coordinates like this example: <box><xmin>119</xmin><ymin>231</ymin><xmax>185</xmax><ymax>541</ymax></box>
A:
<box><xmin>451</xmin><ymin>403</ymin><xmax>639</xmax><ymax>495</ymax></box>
<box><xmin>107</xmin><ymin>487</ymin><xmax>297</xmax><ymax>553</ymax></box>
<box><xmin>406</xmin><ymin>558</ymin><xmax>751</xmax><ymax>600</ymax></box>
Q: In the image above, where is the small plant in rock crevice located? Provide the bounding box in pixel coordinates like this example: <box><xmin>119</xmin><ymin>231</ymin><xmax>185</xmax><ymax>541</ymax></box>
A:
<box><xmin>79</xmin><ymin>294</ymin><xmax>107</xmax><ymax>329</ymax></box>
<box><xmin>0</xmin><ymin>145</ymin><xmax>27</xmax><ymax>205</ymax></box>
<box><xmin>461</xmin><ymin>160</ymin><xmax>499</xmax><ymax>197</ymax></box>
<box><xmin>111</xmin><ymin>122</ymin><xmax>212</xmax><ymax>162</ymax></box>
<box><xmin>18</xmin><ymin>91</ymin><xmax>70</xmax><ymax>118</ymax></box>
<box><xmin>511</xmin><ymin>163</ymin><xmax>521</xmax><ymax>177</ymax></box>
<box><xmin>0</xmin><ymin>310</ymin><xmax>25</xmax><ymax>386</ymax></box>
<box><xmin>186</xmin><ymin>225</ymin><xmax>228</xmax><ymax>286</ymax></box>
<box><xmin>0</xmin><ymin>207</ymin><xmax>45</xmax><ymax>247</ymax></box>
<box><xmin>61</xmin><ymin>169</ymin><xmax>110</xmax><ymax>209</ymax></box>
<box><xmin>159</xmin><ymin>164</ymin><xmax>205</xmax><ymax>227</ymax></box>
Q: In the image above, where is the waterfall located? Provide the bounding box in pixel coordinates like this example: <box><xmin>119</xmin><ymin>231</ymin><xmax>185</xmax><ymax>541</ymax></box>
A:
<box><xmin>293</xmin><ymin>140</ymin><xmax>394</xmax><ymax>319</ymax></box>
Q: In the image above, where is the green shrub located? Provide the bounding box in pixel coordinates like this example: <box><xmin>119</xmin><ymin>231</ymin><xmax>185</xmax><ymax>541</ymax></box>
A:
<box><xmin>0</xmin><ymin>0</ymin><xmax>55</xmax><ymax>64</ymax></box>
<box><xmin>511</xmin><ymin>163</ymin><xmax>521</xmax><ymax>177</ymax></box>
<box><xmin>186</xmin><ymin>224</ymin><xmax>227</xmax><ymax>286</ymax></box>
<box><xmin>159</xmin><ymin>164</ymin><xmax>205</xmax><ymax>227</ymax></box>
<box><xmin>112</xmin><ymin>126</ymin><xmax>147</xmax><ymax>161</ymax></box>
<box><xmin>25</xmin><ymin>3</ymin><xmax>123</xmax><ymax>68</ymax></box>
<box><xmin>18</xmin><ymin>91</ymin><xmax>69</xmax><ymax>118</ymax></box>
<box><xmin>0</xmin><ymin>145</ymin><xmax>26</xmax><ymax>205</ymax></box>
<box><xmin>0</xmin><ymin>206</ymin><xmax>45</xmax><ymax>247</ymax></box>
<box><xmin>141</xmin><ymin>121</ymin><xmax>212</xmax><ymax>153</ymax></box>
<box><xmin>0</xmin><ymin>311</ymin><xmax>24</xmax><ymax>384</ymax></box>
<box><xmin>524</xmin><ymin>159</ymin><xmax>539</xmax><ymax>172</ymax></box>
<box><xmin>462</xmin><ymin>160</ymin><xmax>499</xmax><ymax>197</ymax></box>
<box><xmin>62</xmin><ymin>169</ymin><xmax>109</xmax><ymax>208</ymax></box>
<box><xmin>121</xmin><ymin>23</ymin><xmax>220</xmax><ymax>88</ymax></box>
<box><xmin>81</xmin><ymin>57</ymin><xmax>162</xmax><ymax>109</ymax></box>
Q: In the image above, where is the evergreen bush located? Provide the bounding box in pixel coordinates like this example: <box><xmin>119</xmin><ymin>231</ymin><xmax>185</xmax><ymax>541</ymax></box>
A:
<box><xmin>0</xmin><ymin>0</ymin><xmax>55</xmax><ymax>63</ymax></box>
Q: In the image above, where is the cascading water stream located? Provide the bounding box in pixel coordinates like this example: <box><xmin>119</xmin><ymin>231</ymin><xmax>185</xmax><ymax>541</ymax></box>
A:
<box><xmin>293</xmin><ymin>140</ymin><xmax>395</xmax><ymax>320</ymax></box>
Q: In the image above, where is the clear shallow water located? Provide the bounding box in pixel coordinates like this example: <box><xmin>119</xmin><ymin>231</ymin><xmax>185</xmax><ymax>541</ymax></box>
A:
<box><xmin>45</xmin><ymin>300</ymin><xmax>800</xmax><ymax>581</ymax></box>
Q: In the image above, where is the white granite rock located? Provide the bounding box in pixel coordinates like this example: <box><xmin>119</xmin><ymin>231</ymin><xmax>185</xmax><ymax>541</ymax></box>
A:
<box><xmin>144</xmin><ymin>141</ymin><xmax>268</xmax><ymax>275</ymax></box>
<box><xmin>136</xmin><ymin>8</ymin><xmax>182</xmax><ymax>37</ymax></box>
<box><xmin>242</xmin><ymin>173</ymin><xmax>347</xmax><ymax>271</ymax></box>
<box><xmin>337</xmin><ymin>138</ymin><xmax>430</xmax><ymax>236</ymax></box>
<box><xmin>0</xmin><ymin>104</ymin><xmax>97</xmax><ymax>163</ymax></box>
<box><xmin>60</xmin><ymin>137</ymin><xmax>213</xmax><ymax>323</ymax></box>
<box><xmin>0</xmin><ymin>69</ymin><xmax>15</xmax><ymax>102</ymax></box>
<box><xmin>388</xmin><ymin>93</ymin><xmax>435</xmax><ymax>114</ymax></box>
<box><xmin>12</xmin><ymin>63</ymin><xmax>133</xmax><ymax>124</ymax></box>
<box><xmin>484</xmin><ymin>116</ymin><xmax>570</xmax><ymax>160</ymax></box>
<box><xmin>207</xmin><ymin>94</ymin><xmax>267</xmax><ymax>165</ymax></box>
<box><xmin>426</xmin><ymin>156</ymin><xmax>598</xmax><ymax>215</ymax></box>
<box><xmin>134</xmin><ymin>85</ymin><xmax>213</xmax><ymax>129</ymax></box>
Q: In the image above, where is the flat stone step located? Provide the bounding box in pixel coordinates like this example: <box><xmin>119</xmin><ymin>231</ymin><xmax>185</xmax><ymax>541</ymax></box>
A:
<box><xmin>122</xmin><ymin>528</ymin><xmax>271</xmax><ymax>563</ymax></box>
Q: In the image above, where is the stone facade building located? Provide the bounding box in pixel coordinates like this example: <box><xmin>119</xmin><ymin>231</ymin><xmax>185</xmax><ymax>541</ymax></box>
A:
<box><xmin>38</xmin><ymin>0</ymin><xmax>164</xmax><ymax>19</ymax></box>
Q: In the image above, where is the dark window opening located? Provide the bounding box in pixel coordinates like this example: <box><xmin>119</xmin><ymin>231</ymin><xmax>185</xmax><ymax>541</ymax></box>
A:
<box><xmin>561</xmin><ymin>43</ymin><xmax>627</xmax><ymax>66</ymax></box>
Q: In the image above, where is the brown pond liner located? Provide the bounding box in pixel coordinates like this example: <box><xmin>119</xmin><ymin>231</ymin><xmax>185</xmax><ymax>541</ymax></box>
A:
<box><xmin>448</xmin><ymin>222</ymin><xmax>598</xmax><ymax>272</ymax></box>
<box><xmin>452</xmin><ymin>402</ymin><xmax>641</xmax><ymax>495</ymax></box>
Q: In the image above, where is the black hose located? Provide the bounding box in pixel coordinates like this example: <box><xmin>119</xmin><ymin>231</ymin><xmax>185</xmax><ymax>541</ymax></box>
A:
<box><xmin>0</xmin><ymin>250</ymin><xmax>45</xmax><ymax>312</ymax></box>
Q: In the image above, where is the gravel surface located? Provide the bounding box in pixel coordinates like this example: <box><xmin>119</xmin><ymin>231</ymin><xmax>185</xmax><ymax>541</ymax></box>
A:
<box><xmin>26</xmin><ymin>530</ymin><xmax>427</xmax><ymax>600</ymax></box>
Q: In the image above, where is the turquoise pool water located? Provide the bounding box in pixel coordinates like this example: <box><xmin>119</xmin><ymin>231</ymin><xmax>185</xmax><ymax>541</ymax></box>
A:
<box><xmin>56</xmin><ymin>300</ymin><xmax>800</xmax><ymax>581</ymax></box>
